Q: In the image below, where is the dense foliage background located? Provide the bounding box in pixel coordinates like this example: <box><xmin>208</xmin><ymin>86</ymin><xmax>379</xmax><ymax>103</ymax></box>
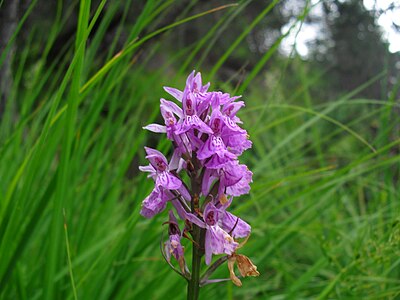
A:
<box><xmin>0</xmin><ymin>0</ymin><xmax>399</xmax><ymax>299</ymax></box>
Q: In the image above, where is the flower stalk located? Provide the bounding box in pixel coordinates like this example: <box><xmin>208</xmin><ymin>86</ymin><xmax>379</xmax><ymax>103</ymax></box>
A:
<box><xmin>187</xmin><ymin>223</ymin><xmax>203</xmax><ymax>300</ymax></box>
<box><xmin>188</xmin><ymin>159</ymin><xmax>203</xmax><ymax>300</ymax></box>
<box><xmin>139</xmin><ymin>71</ymin><xmax>259</xmax><ymax>299</ymax></box>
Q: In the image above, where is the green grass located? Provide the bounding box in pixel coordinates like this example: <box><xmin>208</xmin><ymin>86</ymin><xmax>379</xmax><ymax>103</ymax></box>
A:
<box><xmin>1</xmin><ymin>1</ymin><xmax>399</xmax><ymax>299</ymax></box>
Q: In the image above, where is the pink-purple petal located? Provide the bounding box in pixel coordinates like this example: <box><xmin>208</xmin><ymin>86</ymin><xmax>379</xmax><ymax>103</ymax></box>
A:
<box><xmin>140</xmin><ymin>189</ymin><xmax>168</xmax><ymax>218</ymax></box>
<box><xmin>143</xmin><ymin>123</ymin><xmax>167</xmax><ymax>133</ymax></box>
<box><xmin>163</xmin><ymin>87</ymin><xmax>183</xmax><ymax>102</ymax></box>
<box><xmin>220</xmin><ymin>211</ymin><xmax>251</xmax><ymax>238</ymax></box>
<box><xmin>160</xmin><ymin>98</ymin><xmax>183</xmax><ymax>118</ymax></box>
<box><xmin>226</xmin><ymin>167</ymin><xmax>253</xmax><ymax>196</ymax></box>
<box><xmin>204</xmin><ymin>226</ymin><xmax>238</xmax><ymax>265</ymax></box>
<box><xmin>156</xmin><ymin>171</ymin><xmax>182</xmax><ymax>190</ymax></box>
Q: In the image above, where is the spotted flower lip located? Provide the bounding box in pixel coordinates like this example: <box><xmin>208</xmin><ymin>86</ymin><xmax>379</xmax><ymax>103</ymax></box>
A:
<box><xmin>170</xmin><ymin>201</ymin><xmax>247</xmax><ymax>266</ymax></box>
<box><xmin>224</xmin><ymin>132</ymin><xmax>252</xmax><ymax>156</ymax></box>
<box><xmin>164</xmin><ymin>211</ymin><xmax>186</xmax><ymax>273</ymax></box>
<box><xmin>143</xmin><ymin>98</ymin><xmax>183</xmax><ymax>141</ymax></box>
<box><xmin>202</xmin><ymin>203</ymin><xmax>242</xmax><ymax>265</ymax></box>
<box><xmin>175</xmin><ymin>73</ymin><xmax>214</xmax><ymax>136</ymax></box>
<box><xmin>222</xmin><ymin>100</ymin><xmax>245</xmax><ymax>118</ymax></box>
<box><xmin>141</xmin><ymin>147</ymin><xmax>182</xmax><ymax>190</ymax></box>
<box><xmin>139</xmin><ymin>70</ymin><xmax>257</xmax><ymax>289</ymax></box>
<box><xmin>155</xmin><ymin>171</ymin><xmax>181</xmax><ymax>190</ymax></box>
<box><xmin>209</xmin><ymin>109</ymin><xmax>245</xmax><ymax>137</ymax></box>
<box><xmin>175</xmin><ymin>114</ymin><xmax>213</xmax><ymax>135</ymax></box>
<box><xmin>219</xmin><ymin>161</ymin><xmax>253</xmax><ymax>197</ymax></box>
<box><xmin>140</xmin><ymin>188</ymin><xmax>170</xmax><ymax>218</ymax></box>
<box><xmin>160</xmin><ymin>98</ymin><xmax>183</xmax><ymax>121</ymax></box>
<box><xmin>197</xmin><ymin>135</ymin><xmax>236</xmax><ymax>169</ymax></box>
<box><xmin>205</xmin><ymin>225</ymin><xmax>238</xmax><ymax>265</ymax></box>
<box><xmin>144</xmin><ymin>147</ymin><xmax>169</xmax><ymax>172</ymax></box>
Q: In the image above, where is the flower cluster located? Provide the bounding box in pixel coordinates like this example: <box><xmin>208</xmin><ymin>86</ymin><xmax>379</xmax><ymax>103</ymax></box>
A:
<box><xmin>140</xmin><ymin>71</ymin><xmax>259</xmax><ymax>287</ymax></box>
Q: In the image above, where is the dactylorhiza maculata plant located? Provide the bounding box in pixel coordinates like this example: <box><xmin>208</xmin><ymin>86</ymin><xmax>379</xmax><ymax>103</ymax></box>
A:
<box><xmin>140</xmin><ymin>71</ymin><xmax>259</xmax><ymax>300</ymax></box>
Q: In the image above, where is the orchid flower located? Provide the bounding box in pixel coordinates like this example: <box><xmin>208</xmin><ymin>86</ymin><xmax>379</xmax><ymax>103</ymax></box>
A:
<box><xmin>140</xmin><ymin>71</ymin><xmax>259</xmax><ymax>299</ymax></box>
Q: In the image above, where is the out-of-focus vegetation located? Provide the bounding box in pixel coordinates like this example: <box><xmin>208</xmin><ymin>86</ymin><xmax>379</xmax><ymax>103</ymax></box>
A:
<box><xmin>0</xmin><ymin>0</ymin><xmax>399</xmax><ymax>299</ymax></box>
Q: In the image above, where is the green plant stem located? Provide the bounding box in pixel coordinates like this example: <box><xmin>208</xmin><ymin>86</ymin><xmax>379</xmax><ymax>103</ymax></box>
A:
<box><xmin>188</xmin><ymin>156</ymin><xmax>204</xmax><ymax>300</ymax></box>
<box><xmin>187</xmin><ymin>224</ymin><xmax>202</xmax><ymax>300</ymax></box>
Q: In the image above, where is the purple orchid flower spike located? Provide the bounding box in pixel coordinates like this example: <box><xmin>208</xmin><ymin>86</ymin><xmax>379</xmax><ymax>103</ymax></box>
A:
<box><xmin>139</xmin><ymin>71</ymin><xmax>258</xmax><ymax>298</ymax></box>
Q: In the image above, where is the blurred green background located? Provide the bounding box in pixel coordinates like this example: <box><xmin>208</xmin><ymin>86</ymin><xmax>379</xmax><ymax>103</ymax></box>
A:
<box><xmin>0</xmin><ymin>0</ymin><xmax>399</xmax><ymax>299</ymax></box>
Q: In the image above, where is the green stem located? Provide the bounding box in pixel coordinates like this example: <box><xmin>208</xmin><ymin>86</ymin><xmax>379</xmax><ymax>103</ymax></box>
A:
<box><xmin>187</xmin><ymin>224</ymin><xmax>202</xmax><ymax>300</ymax></box>
<box><xmin>188</xmin><ymin>155</ymin><xmax>204</xmax><ymax>300</ymax></box>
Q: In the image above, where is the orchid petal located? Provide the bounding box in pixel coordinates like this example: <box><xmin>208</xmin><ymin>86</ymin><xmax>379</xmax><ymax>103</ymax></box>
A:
<box><xmin>160</xmin><ymin>98</ymin><xmax>183</xmax><ymax>118</ymax></box>
<box><xmin>140</xmin><ymin>189</ymin><xmax>168</xmax><ymax>218</ymax></box>
<box><xmin>163</xmin><ymin>87</ymin><xmax>183</xmax><ymax>102</ymax></box>
<box><xmin>220</xmin><ymin>211</ymin><xmax>251</xmax><ymax>238</ymax></box>
<box><xmin>156</xmin><ymin>171</ymin><xmax>182</xmax><ymax>190</ymax></box>
<box><xmin>143</xmin><ymin>124</ymin><xmax>167</xmax><ymax>133</ymax></box>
